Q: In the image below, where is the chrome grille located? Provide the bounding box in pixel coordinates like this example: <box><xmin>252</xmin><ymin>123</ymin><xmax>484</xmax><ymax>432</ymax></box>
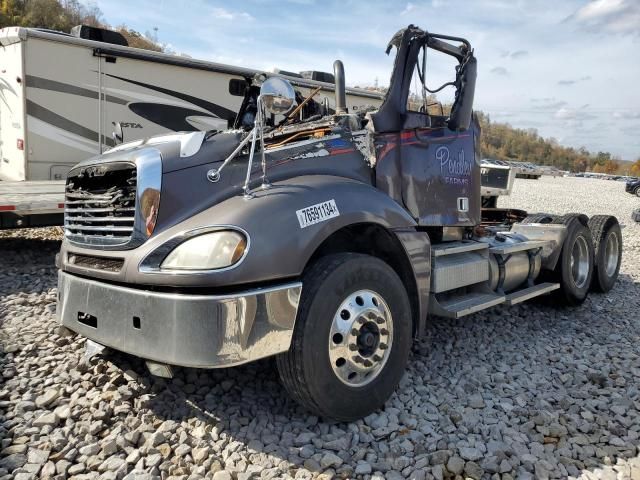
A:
<box><xmin>65</xmin><ymin>162</ymin><xmax>137</xmax><ymax>247</ymax></box>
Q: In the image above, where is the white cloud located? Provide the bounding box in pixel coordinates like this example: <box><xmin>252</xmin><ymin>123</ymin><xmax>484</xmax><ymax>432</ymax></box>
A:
<box><xmin>555</xmin><ymin>107</ymin><xmax>577</xmax><ymax>120</ymax></box>
<box><xmin>572</xmin><ymin>0</ymin><xmax>627</xmax><ymax>21</ymax></box>
<box><xmin>532</xmin><ymin>100</ymin><xmax>567</xmax><ymax>110</ymax></box>
<box><xmin>566</xmin><ymin>0</ymin><xmax>640</xmax><ymax>35</ymax></box>
<box><xmin>401</xmin><ymin>2</ymin><xmax>415</xmax><ymax>15</ymax></box>
<box><xmin>613</xmin><ymin>111</ymin><xmax>640</xmax><ymax>119</ymax></box>
<box><xmin>554</xmin><ymin>107</ymin><xmax>597</xmax><ymax>121</ymax></box>
<box><xmin>211</xmin><ymin>7</ymin><xmax>253</xmax><ymax>21</ymax></box>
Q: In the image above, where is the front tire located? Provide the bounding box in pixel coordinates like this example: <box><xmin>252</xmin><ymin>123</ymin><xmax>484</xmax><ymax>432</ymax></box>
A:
<box><xmin>635</xmin><ymin>187</ymin><xmax>640</xmax><ymax>197</ymax></box>
<box><xmin>277</xmin><ymin>253</ymin><xmax>412</xmax><ymax>421</ymax></box>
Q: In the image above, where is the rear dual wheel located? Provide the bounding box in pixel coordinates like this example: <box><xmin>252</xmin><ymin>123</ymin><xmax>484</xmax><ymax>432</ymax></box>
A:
<box><xmin>588</xmin><ymin>215</ymin><xmax>622</xmax><ymax>293</ymax></box>
<box><xmin>552</xmin><ymin>213</ymin><xmax>589</xmax><ymax>227</ymax></box>
<box><xmin>277</xmin><ymin>253</ymin><xmax>412</xmax><ymax>422</ymax></box>
<box><xmin>521</xmin><ymin>213</ymin><xmax>556</xmax><ymax>224</ymax></box>
<box><xmin>545</xmin><ymin>214</ymin><xmax>621</xmax><ymax>301</ymax></box>
<box><xmin>551</xmin><ymin>217</ymin><xmax>595</xmax><ymax>305</ymax></box>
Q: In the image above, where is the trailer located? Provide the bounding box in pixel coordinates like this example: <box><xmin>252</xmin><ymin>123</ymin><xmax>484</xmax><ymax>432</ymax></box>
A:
<box><xmin>480</xmin><ymin>158</ymin><xmax>516</xmax><ymax>208</ymax></box>
<box><xmin>56</xmin><ymin>25</ymin><xmax>623</xmax><ymax>421</ymax></box>
<box><xmin>0</xmin><ymin>181</ymin><xmax>65</xmax><ymax>228</ymax></box>
<box><xmin>0</xmin><ymin>25</ymin><xmax>383</xmax><ymax>228</ymax></box>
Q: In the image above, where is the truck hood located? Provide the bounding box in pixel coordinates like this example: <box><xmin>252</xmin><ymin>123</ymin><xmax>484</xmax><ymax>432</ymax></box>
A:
<box><xmin>103</xmin><ymin>130</ymin><xmax>245</xmax><ymax>174</ymax></box>
<box><xmin>66</xmin><ymin>130</ymin><xmax>248</xmax><ymax>237</ymax></box>
<box><xmin>68</xmin><ymin>128</ymin><xmax>372</xmax><ymax>239</ymax></box>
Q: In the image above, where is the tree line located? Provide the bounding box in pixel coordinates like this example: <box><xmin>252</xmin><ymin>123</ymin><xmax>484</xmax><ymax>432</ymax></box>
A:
<box><xmin>476</xmin><ymin>112</ymin><xmax>639</xmax><ymax>176</ymax></box>
<box><xmin>0</xmin><ymin>0</ymin><xmax>163</xmax><ymax>51</ymax></box>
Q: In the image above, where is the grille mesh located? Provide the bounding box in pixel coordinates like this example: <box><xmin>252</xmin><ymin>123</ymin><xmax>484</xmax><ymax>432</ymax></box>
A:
<box><xmin>68</xmin><ymin>254</ymin><xmax>124</xmax><ymax>272</ymax></box>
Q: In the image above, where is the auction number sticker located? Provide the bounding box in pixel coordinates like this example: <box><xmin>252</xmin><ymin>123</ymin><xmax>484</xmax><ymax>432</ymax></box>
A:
<box><xmin>296</xmin><ymin>199</ymin><xmax>340</xmax><ymax>228</ymax></box>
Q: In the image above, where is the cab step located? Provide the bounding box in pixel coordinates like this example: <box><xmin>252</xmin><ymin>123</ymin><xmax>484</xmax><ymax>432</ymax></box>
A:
<box><xmin>505</xmin><ymin>282</ymin><xmax>560</xmax><ymax>305</ymax></box>
<box><xmin>430</xmin><ymin>292</ymin><xmax>506</xmax><ymax>319</ymax></box>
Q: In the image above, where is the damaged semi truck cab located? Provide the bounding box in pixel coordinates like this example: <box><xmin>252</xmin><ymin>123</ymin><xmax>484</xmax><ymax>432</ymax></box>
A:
<box><xmin>57</xmin><ymin>25</ymin><xmax>623</xmax><ymax>421</ymax></box>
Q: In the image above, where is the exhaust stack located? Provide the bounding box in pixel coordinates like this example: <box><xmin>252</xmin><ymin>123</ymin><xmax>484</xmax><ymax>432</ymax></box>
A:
<box><xmin>333</xmin><ymin>60</ymin><xmax>347</xmax><ymax>115</ymax></box>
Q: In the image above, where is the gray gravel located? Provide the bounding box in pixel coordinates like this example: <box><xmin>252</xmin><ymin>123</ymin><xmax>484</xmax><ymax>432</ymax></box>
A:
<box><xmin>1</xmin><ymin>176</ymin><xmax>639</xmax><ymax>480</ymax></box>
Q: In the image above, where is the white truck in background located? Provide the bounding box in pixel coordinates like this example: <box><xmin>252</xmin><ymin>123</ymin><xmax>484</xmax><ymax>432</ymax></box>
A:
<box><xmin>0</xmin><ymin>25</ymin><xmax>383</xmax><ymax>229</ymax></box>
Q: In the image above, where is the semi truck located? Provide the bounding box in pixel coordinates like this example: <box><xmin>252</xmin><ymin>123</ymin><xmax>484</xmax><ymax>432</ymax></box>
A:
<box><xmin>0</xmin><ymin>24</ymin><xmax>382</xmax><ymax>228</ymax></box>
<box><xmin>56</xmin><ymin>25</ymin><xmax>623</xmax><ymax>421</ymax></box>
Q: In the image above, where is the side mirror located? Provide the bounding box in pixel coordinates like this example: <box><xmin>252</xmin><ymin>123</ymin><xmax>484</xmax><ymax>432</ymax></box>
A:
<box><xmin>208</xmin><ymin>76</ymin><xmax>295</xmax><ymax>199</ymax></box>
<box><xmin>112</xmin><ymin>121</ymin><xmax>124</xmax><ymax>145</ymax></box>
<box><xmin>260</xmin><ymin>77</ymin><xmax>296</xmax><ymax>115</ymax></box>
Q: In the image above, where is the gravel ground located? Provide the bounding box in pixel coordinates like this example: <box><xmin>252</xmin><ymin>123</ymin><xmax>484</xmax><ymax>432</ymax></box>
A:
<box><xmin>1</xmin><ymin>176</ymin><xmax>639</xmax><ymax>480</ymax></box>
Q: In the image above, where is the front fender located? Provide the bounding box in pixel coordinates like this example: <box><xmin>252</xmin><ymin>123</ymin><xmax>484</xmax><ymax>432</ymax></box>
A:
<box><xmin>126</xmin><ymin>175</ymin><xmax>418</xmax><ymax>287</ymax></box>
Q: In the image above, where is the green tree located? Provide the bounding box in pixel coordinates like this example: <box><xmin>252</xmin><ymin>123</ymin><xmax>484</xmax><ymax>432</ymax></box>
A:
<box><xmin>602</xmin><ymin>159</ymin><xmax>620</xmax><ymax>174</ymax></box>
<box><xmin>476</xmin><ymin>113</ymin><xmax>617</xmax><ymax>173</ymax></box>
<box><xmin>0</xmin><ymin>0</ymin><xmax>162</xmax><ymax>52</ymax></box>
<box><xmin>22</xmin><ymin>0</ymin><xmax>68</xmax><ymax>30</ymax></box>
<box><xmin>117</xmin><ymin>26</ymin><xmax>163</xmax><ymax>52</ymax></box>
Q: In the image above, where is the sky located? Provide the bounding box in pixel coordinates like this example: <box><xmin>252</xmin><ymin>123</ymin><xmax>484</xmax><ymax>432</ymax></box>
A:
<box><xmin>88</xmin><ymin>0</ymin><xmax>640</xmax><ymax>160</ymax></box>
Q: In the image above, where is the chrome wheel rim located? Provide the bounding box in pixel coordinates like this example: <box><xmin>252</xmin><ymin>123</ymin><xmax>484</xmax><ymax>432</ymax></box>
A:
<box><xmin>328</xmin><ymin>289</ymin><xmax>393</xmax><ymax>387</ymax></box>
<box><xmin>604</xmin><ymin>231</ymin><xmax>620</xmax><ymax>277</ymax></box>
<box><xmin>570</xmin><ymin>235</ymin><xmax>590</xmax><ymax>289</ymax></box>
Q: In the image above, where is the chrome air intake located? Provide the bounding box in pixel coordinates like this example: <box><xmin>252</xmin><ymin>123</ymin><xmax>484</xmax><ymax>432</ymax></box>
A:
<box><xmin>64</xmin><ymin>149</ymin><xmax>161</xmax><ymax>250</ymax></box>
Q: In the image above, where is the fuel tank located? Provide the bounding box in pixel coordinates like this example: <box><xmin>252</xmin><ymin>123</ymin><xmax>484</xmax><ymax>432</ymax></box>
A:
<box><xmin>477</xmin><ymin>232</ymin><xmax>542</xmax><ymax>292</ymax></box>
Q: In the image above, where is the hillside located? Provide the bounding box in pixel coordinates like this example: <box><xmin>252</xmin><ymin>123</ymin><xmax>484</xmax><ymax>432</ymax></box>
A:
<box><xmin>0</xmin><ymin>0</ymin><xmax>163</xmax><ymax>52</ymax></box>
<box><xmin>477</xmin><ymin>112</ymin><xmax>640</xmax><ymax>175</ymax></box>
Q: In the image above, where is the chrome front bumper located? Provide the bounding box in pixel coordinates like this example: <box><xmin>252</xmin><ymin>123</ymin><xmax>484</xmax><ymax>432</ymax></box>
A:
<box><xmin>57</xmin><ymin>271</ymin><xmax>302</xmax><ymax>368</ymax></box>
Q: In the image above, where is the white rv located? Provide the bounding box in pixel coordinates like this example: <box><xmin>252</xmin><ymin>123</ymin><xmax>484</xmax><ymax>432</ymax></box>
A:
<box><xmin>0</xmin><ymin>25</ymin><xmax>383</xmax><ymax>228</ymax></box>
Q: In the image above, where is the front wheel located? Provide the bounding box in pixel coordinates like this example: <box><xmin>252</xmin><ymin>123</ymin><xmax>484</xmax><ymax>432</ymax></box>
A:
<box><xmin>635</xmin><ymin>187</ymin><xmax>640</xmax><ymax>198</ymax></box>
<box><xmin>277</xmin><ymin>253</ymin><xmax>412</xmax><ymax>421</ymax></box>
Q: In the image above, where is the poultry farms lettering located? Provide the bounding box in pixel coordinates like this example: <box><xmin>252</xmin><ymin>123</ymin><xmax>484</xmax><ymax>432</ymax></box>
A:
<box><xmin>436</xmin><ymin>145</ymin><xmax>471</xmax><ymax>185</ymax></box>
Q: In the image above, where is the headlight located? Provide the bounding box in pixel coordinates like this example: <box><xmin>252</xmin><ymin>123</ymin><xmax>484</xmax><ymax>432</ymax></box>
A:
<box><xmin>161</xmin><ymin>230</ymin><xmax>247</xmax><ymax>270</ymax></box>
